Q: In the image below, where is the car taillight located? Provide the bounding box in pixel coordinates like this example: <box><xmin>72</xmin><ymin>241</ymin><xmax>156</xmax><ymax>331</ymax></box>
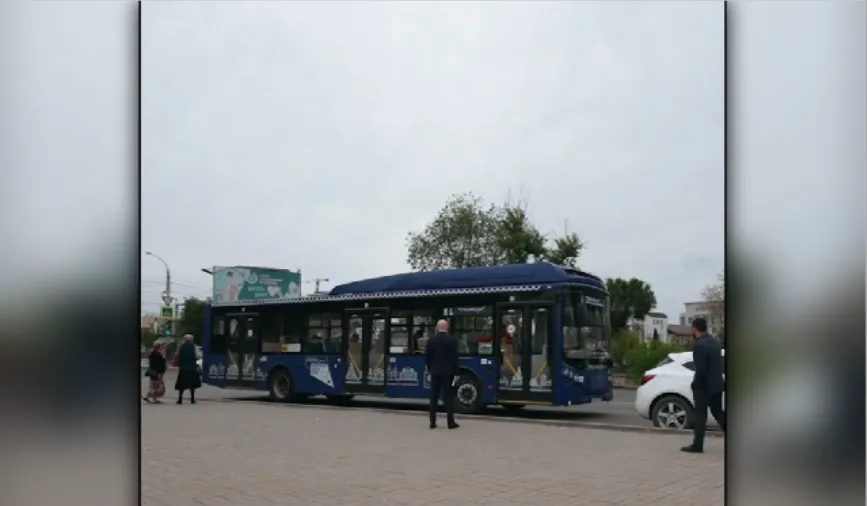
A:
<box><xmin>640</xmin><ymin>375</ymin><xmax>655</xmax><ymax>385</ymax></box>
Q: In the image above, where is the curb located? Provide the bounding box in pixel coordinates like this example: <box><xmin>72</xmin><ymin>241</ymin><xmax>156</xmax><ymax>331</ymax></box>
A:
<box><xmin>197</xmin><ymin>396</ymin><xmax>724</xmax><ymax>438</ymax></box>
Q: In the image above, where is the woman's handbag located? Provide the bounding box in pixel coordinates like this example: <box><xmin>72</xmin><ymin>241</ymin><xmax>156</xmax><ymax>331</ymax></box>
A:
<box><xmin>144</xmin><ymin>367</ymin><xmax>159</xmax><ymax>380</ymax></box>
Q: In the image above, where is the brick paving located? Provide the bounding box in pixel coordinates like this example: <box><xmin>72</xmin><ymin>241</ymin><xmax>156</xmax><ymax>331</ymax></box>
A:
<box><xmin>142</xmin><ymin>388</ymin><xmax>724</xmax><ymax>506</ymax></box>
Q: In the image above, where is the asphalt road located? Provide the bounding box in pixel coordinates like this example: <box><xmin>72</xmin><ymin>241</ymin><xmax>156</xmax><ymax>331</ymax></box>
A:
<box><xmin>148</xmin><ymin>369</ymin><xmax>719</xmax><ymax>432</ymax></box>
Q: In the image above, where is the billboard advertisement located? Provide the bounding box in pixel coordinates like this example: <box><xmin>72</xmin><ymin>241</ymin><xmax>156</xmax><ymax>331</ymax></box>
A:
<box><xmin>212</xmin><ymin>265</ymin><xmax>302</xmax><ymax>303</ymax></box>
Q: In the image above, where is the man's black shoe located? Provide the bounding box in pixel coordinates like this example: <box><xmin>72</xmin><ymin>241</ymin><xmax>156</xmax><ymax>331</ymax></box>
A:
<box><xmin>447</xmin><ymin>423</ymin><xmax>460</xmax><ymax>430</ymax></box>
<box><xmin>680</xmin><ymin>445</ymin><xmax>703</xmax><ymax>453</ymax></box>
<box><xmin>429</xmin><ymin>424</ymin><xmax>437</xmax><ymax>429</ymax></box>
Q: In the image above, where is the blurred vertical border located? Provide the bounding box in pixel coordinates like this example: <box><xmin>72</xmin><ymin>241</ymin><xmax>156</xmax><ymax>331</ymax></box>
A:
<box><xmin>0</xmin><ymin>2</ymin><xmax>141</xmax><ymax>506</ymax></box>
<box><xmin>726</xmin><ymin>2</ymin><xmax>865</xmax><ymax>506</ymax></box>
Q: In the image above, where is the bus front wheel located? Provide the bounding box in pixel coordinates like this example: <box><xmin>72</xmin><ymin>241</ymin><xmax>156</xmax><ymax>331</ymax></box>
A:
<box><xmin>454</xmin><ymin>374</ymin><xmax>484</xmax><ymax>414</ymax></box>
<box><xmin>268</xmin><ymin>369</ymin><xmax>294</xmax><ymax>402</ymax></box>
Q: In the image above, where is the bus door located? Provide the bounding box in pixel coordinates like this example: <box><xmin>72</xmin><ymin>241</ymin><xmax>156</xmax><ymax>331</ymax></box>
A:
<box><xmin>342</xmin><ymin>307</ymin><xmax>389</xmax><ymax>395</ymax></box>
<box><xmin>225</xmin><ymin>313</ymin><xmax>260</xmax><ymax>388</ymax></box>
<box><xmin>494</xmin><ymin>302</ymin><xmax>555</xmax><ymax>404</ymax></box>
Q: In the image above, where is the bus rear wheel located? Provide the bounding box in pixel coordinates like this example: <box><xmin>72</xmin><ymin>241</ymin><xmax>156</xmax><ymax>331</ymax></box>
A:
<box><xmin>268</xmin><ymin>369</ymin><xmax>293</xmax><ymax>402</ymax></box>
<box><xmin>454</xmin><ymin>374</ymin><xmax>484</xmax><ymax>414</ymax></box>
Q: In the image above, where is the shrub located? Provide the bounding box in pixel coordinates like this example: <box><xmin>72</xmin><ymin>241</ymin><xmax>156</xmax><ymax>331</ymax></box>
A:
<box><xmin>611</xmin><ymin>331</ymin><xmax>641</xmax><ymax>372</ymax></box>
<box><xmin>625</xmin><ymin>341</ymin><xmax>690</xmax><ymax>381</ymax></box>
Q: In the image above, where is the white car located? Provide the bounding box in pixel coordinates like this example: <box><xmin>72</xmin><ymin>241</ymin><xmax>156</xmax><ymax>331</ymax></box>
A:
<box><xmin>634</xmin><ymin>350</ymin><xmax>725</xmax><ymax>430</ymax></box>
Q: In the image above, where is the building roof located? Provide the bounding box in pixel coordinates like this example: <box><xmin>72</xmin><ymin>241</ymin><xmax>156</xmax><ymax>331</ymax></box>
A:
<box><xmin>329</xmin><ymin>263</ymin><xmax>606</xmax><ymax>296</ymax></box>
<box><xmin>646</xmin><ymin>311</ymin><xmax>668</xmax><ymax>318</ymax></box>
<box><xmin>667</xmin><ymin>324</ymin><xmax>693</xmax><ymax>336</ymax></box>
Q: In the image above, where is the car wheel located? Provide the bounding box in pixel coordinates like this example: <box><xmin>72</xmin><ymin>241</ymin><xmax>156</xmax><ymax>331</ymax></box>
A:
<box><xmin>268</xmin><ymin>368</ymin><xmax>293</xmax><ymax>402</ymax></box>
<box><xmin>454</xmin><ymin>374</ymin><xmax>485</xmax><ymax>414</ymax></box>
<box><xmin>651</xmin><ymin>395</ymin><xmax>694</xmax><ymax>430</ymax></box>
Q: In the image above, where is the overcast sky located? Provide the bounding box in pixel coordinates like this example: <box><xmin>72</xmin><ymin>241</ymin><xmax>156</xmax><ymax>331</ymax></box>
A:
<box><xmin>141</xmin><ymin>1</ymin><xmax>724</xmax><ymax>320</ymax></box>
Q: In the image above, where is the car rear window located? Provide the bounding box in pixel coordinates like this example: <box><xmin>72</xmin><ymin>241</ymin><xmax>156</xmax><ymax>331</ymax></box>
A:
<box><xmin>683</xmin><ymin>354</ymin><xmax>724</xmax><ymax>372</ymax></box>
<box><xmin>656</xmin><ymin>356</ymin><xmax>674</xmax><ymax>367</ymax></box>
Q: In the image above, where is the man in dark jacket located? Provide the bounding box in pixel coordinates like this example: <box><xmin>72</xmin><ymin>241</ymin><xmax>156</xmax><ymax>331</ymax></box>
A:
<box><xmin>426</xmin><ymin>319</ymin><xmax>460</xmax><ymax>429</ymax></box>
<box><xmin>683</xmin><ymin>317</ymin><xmax>726</xmax><ymax>453</ymax></box>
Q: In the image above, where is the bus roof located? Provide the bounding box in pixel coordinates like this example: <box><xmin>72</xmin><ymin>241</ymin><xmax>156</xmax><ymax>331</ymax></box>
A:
<box><xmin>210</xmin><ymin>263</ymin><xmax>607</xmax><ymax>307</ymax></box>
<box><xmin>329</xmin><ymin>263</ymin><xmax>606</xmax><ymax>296</ymax></box>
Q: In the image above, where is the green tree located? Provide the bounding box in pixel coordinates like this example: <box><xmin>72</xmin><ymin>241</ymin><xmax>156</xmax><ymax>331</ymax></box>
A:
<box><xmin>141</xmin><ymin>327</ymin><xmax>157</xmax><ymax>349</ymax></box>
<box><xmin>494</xmin><ymin>205</ymin><xmax>547</xmax><ymax>264</ymax></box>
<box><xmin>701</xmin><ymin>270</ymin><xmax>725</xmax><ymax>343</ymax></box>
<box><xmin>407</xmin><ymin>193</ymin><xmax>504</xmax><ymax>270</ymax></box>
<box><xmin>406</xmin><ymin>192</ymin><xmax>585</xmax><ymax>270</ymax></box>
<box><xmin>606</xmin><ymin>277</ymin><xmax>658</xmax><ymax>333</ymax></box>
<box><xmin>701</xmin><ymin>271</ymin><xmax>724</xmax><ymax>312</ymax></box>
<box><xmin>543</xmin><ymin>230</ymin><xmax>584</xmax><ymax>269</ymax></box>
<box><xmin>179</xmin><ymin>297</ymin><xmax>210</xmax><ymax>344</ymax></box>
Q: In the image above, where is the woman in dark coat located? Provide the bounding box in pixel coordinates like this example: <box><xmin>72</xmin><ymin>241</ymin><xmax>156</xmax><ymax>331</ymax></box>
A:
<box><xmin>174</xmin><ymin>334</ymin><xmax>202</xmax><ymax>404</ymax></box>
<box><xmin>143</xmin><ymin>343</ymin><xmax>167</xmax><ymax>403</ymax></box>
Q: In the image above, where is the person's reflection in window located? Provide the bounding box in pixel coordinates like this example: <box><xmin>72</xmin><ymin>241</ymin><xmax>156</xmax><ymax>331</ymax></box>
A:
<box><xmin>457</xmin><ymin>334</ymin><xmax>470</xmax><ymax>354</ymax></box>
<box><xmin>413</xmin><ymin>329</ymin><xmax>427</xmax><ymax>354</ymax></box>
<box><xmin>308</xmin><ymin>333</ymin><xmax>326</xmax><ymax>354</ymax></box>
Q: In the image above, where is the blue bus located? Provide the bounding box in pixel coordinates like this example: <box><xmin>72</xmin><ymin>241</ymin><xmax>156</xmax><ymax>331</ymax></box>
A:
<box><xmin>202</xmin><ymin>263</ymin><xmax>614</xmax><ymax>413</ymax></box>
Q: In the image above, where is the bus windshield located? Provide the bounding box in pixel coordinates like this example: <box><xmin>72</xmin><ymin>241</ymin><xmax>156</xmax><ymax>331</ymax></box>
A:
<box><xmin>563</xmin><ymin>289</ymin><xmax>611</xmax><ymax>361</ymax></box>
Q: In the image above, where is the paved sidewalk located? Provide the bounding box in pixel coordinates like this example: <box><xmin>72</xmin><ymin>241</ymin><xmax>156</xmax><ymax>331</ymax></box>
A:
<box><xmin>142</xmin><ymin>394</ymin><xmax>724</xmax><ymax>506</ymax></box>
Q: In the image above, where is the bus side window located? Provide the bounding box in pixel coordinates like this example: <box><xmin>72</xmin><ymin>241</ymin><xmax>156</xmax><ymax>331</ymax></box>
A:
<box><xmin>449</xmin><ymin>310</ymin><xmax>493</xmax><ymax>355</ymax></box>
<box><xmin>413</xmin><ymin>328</ymin><xmax>428</xmax><ymax>354</ymax></box>
<box><xmin>209</xmin><ymin>316</ymin><xmax>227</xmax><ymax>355</ymax></box>
<box><xmin>390</xmin><ymin>313</ymin><xmax>410</xmax><ymax>354</ymax></box>
<box><xmin>280</xmin><ymin>312</ymin><xmax>303</xmax><ymax>353</ymax></box>
<box><xmin>303</xmin><ymin>312</ymin><xmax>341</xmax><ymax>354</ymax></box>
<box><xmin>328</xmin><ymin>326</ymin><xmax>343</xmax><ymax>353</ymax></box>
<box><xmin>260</xmin><ymin>309</ymin><xmax>282</xmax><ymax>354</ymax></box>
<box><xmin>411</xmin><ymin>313</ymin><xmax>434</xmax><ymax>354</ymax></box>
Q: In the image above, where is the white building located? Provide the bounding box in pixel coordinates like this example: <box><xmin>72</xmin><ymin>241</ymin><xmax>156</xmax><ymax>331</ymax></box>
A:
<box><xmin>626</xmin><ymin>312</ymin><xmax>669</xmax><ymax>343</ymax></box>
<box><xmin>679</xmin><ymin>301</ymin><xmax>724</xmax><ymax>336</ymax></box>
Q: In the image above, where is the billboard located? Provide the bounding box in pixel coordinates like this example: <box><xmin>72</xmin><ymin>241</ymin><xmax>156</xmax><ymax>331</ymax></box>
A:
<box><xmin>212</xmin><ymin>266</ymin><xmax>302</xmax><ymax>303</ymax></box>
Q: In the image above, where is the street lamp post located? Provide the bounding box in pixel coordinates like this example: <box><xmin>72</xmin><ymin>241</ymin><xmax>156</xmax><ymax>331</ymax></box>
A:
<box><xmin>145</xmin><ymin>251</ymin><xmax>173</xmax><ymax>306</ymax></box>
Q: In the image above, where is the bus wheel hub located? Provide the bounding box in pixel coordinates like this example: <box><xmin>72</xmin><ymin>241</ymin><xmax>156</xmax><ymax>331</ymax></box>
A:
<box><xmin>457</xmin><ymin>383</ymin><xmax>476</xmax><ymax>404</ymax></box>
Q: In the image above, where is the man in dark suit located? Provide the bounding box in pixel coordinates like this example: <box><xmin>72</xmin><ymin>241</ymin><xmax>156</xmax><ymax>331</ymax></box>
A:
<box><xmin>682</xmin><ymin>317</ymin><xmax>726</xmax><ymax>453</ymax></box>
<box><xmin>426</xmin><ymin>319</ymin><xmax>460</xmax><ymax>429</ymax></box>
